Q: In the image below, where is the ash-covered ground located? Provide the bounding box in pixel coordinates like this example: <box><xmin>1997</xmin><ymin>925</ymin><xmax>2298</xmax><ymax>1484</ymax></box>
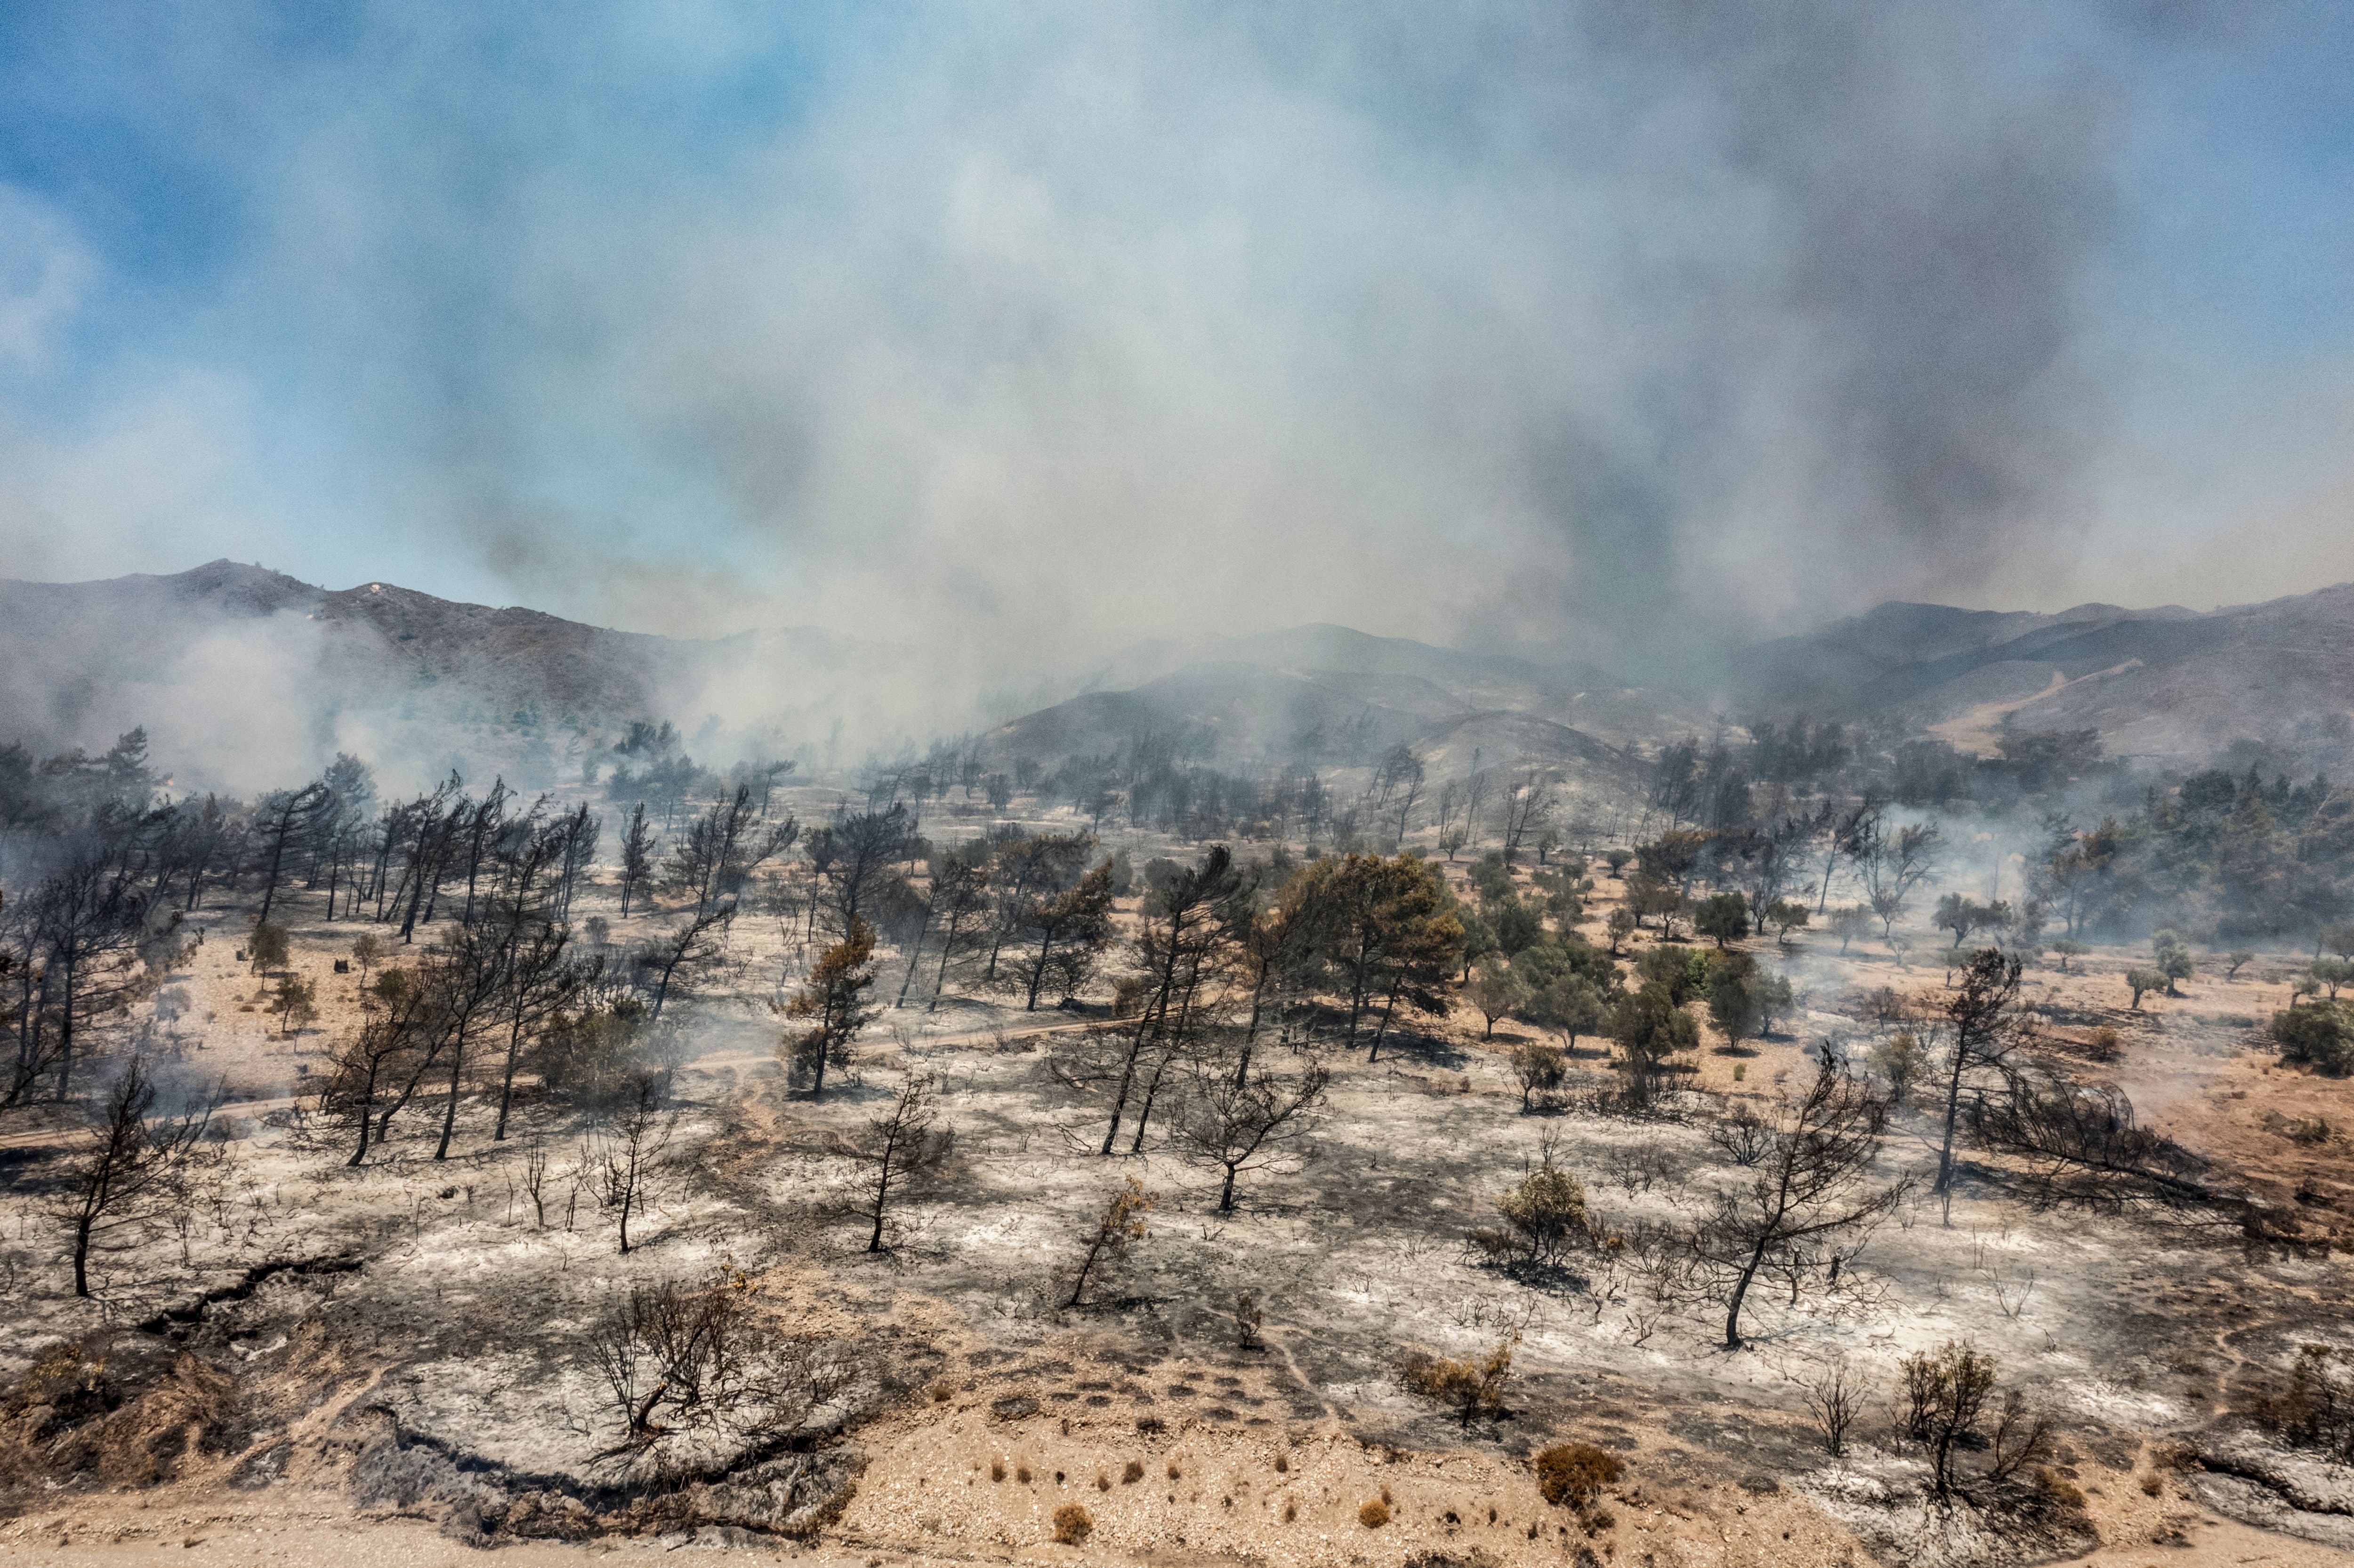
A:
<box><xmin>3</xmin><ymin>794</ymin><xmax>2351</xmax><ymax>1568</ymax></box>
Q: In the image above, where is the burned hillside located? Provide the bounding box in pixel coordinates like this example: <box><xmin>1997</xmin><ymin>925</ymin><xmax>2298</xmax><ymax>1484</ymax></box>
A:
<box><xmin>1</xmin><ymin>711</ymin><xmax>2351</xmax><ymax>1568</ymax></box>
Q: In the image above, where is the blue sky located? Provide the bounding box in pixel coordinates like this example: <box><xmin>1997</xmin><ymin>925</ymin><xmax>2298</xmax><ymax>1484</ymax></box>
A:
<box><xmin>1</xmin><ymin>0</ymin><xmax>2350</xmax><ymax>663</ymax></box>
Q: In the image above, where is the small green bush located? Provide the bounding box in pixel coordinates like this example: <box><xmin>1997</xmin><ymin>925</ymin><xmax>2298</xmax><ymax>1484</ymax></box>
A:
<box><xmin>2274</xmin><ymin>1005</ymin><xmax>2351</xmax><ymax>1075</ymax></box>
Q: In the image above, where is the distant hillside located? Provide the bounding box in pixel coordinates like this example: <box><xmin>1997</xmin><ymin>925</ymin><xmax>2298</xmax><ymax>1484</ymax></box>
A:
<box><xmin>0</xmin><ymin>562</ymin><xmax>930</xmax><ymax>792</ymax></box>
<box><xmin>0</xmin><ymin>560</ymin><xmax>671</xmax><ymax>737</ymax></box>
<box><xmin>1071</xmin><ymin>623</ymin><xmax>1711</xmax><ymax>753</ymax></box>
<box><xmin>982</xmin><ymin>657</ymin><xmax>1649</xmax><ymax>799</ymax></box>
<box><xmin>12</xmin><ymin>561</ymin><xmax>2348</xmax><ymax>796</ymax></box>
<box><xmin>1728</xmin><ymin>586</ymin><xmax>2354</xmax><ymax>766</ymax></box>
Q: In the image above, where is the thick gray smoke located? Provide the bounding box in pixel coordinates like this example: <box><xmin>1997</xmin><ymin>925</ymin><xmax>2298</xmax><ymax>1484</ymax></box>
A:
<box><xmin>0</xmin><ymin>0</ymin><xmax>2307</xmax><ymax>715</ymax></box>
<box><xmin>1541</xmin><ymin>1</ymin><xmax>2110</xmax><ymax>668</ymax></box>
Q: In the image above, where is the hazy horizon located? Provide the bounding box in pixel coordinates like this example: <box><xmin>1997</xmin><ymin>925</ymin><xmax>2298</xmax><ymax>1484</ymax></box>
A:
<box><xmin>3</xmin><ymin>2</ymin><xmax>2351</xmax><ymax>686</ymax></box>
<box><xmin>4</xmin><ymin>552</ymin><xmax>2338</xmax><ymax>664</ymax></box>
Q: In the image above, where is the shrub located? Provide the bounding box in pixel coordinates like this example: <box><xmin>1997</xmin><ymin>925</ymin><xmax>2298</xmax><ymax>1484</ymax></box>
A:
<box><xmin>1507</xmin><ymin>1040</ymin><xmax>1566</xmax><ymax>1110</ymax></box>
<box><xmin>1472</xmin><ymin>1159</ymin><xmax>1590</xmax><ymax>1266</ymax></box>
<box><xmin>991</xmin><ymin>1459</ymin><xmax>1006</xmax><ymax>1481</ymax></box>
<box><xmin>1532</xmin><ymin>1443</ymin><xmax>1622</xmax><ymax>1510</ymax></box>
<box><xmin>1122</xmin><ymin>1460</ymin><xmax>1144</xmax><ymax>1484</ymax></box>
<box><xmin>1695</xmin><ymin>892</ymin><xmax>1749</xmax><ymax>947</ymax></box>
<box><xmin>1358</xmin><ymin>1498</ymin><xmax>1391</xmax><ymax>1528</ymax></box>
<box><xmin>1401</xmin><ymin>1335</ymin><xmax>1516</xmax><ymax>1428</ymax></box>
<box><xmin>2249</xmin><ymin>1343</ymin><xmax>2354</xmax><ymax>1461</ymax></box>
<box><xmin>1052</xmin><ymin>1504</ymin><xmax>1093</xmax><ymax>1545</ymax></box>
<box><xmin>2274</xmin><ymin>1006</ymin><xmax>2352</xmax><ymax>1075</ymax></box>
<box><xmin>2034</xmin><ymin>1468</ymin><xmax>2084</xmax><ymax>1509</ymax></box>
<box><xmin>248</xmin><ymin>922</ymin><xmax>290</xmax><ymax>974</ymax></box>
<box><xmin>1867</xmin><ymin>1029</ymin><xmax>1929</xmax><ymax>1106</ymax></box>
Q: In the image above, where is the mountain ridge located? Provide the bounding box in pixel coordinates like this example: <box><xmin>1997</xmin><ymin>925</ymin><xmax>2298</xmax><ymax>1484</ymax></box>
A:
<box><xmin>6</xmin><ymin>562</ymin><xmax>2353</xmax><ymax>789</ymax></box>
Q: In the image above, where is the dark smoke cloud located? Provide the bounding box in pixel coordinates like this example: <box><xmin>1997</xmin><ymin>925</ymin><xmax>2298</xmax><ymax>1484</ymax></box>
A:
<box><xmin>1480</xmin><ymin>1</ymin><xmax>2116</xmax><ymax>670</ymax></box>
<box><xmin>0</xmin><ymin>0</ymin><xmax>2321</xmax><ymax>710</ymax></box>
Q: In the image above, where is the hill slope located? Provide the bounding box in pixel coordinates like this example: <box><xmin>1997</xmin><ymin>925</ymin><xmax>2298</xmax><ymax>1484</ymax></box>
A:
<box><xmin>1728</xmin><ymin>586</ymin><xmax>2354</xmax><ymax>766</ymax></box>
<box><xmin>12</xmin><ymin>562</ymin><xmax>2354</xmax><ymax>794</ymax></box>
<box><xmin>0</xmin><ymin>562</ymin><xmax>921</xmax><ymax>791</ymax></box>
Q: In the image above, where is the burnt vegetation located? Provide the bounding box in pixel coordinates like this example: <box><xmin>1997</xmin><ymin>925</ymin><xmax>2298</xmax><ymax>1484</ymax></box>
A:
<box><xmin>1</xmin><ymin>708</ymin><xmax>2351</xmax><ymax>1560</ymax></box>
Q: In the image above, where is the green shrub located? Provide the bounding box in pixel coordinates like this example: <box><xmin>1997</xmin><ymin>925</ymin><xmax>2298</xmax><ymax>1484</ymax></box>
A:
<box><xmin>2273</xmin><ymin>1005</ymin><xmax>2351</xmax><ymax>1075</ymax></box>
<box><xmin>1472</xmin><ymin>1158</ymin><xmax>1590</xmax><ymax>1265</ymax></box>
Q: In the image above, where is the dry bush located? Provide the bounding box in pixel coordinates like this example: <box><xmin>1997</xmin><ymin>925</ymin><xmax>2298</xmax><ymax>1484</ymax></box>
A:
<box><xmin>2</xmin><ymin>1344</ymin><xmax>231</xmax><ymax>1487</ymax></box>
<box><xmin>1052</xmin><ymin>1503</ymin><xmax>1093</xmax><ymax>1544</ymax></box>
<box><xmin>1064</xmin><ymin>1177</ymin><xmax>1155</xmax><ymax>1309</ymax></box>
<box><xmin>1122</xmin><ymin>1459</ymin><xmax>1144</xmax><ymax>1483</ymax></box>
<box><xmin>2248</xmin><ymin>1344</ymin><xmax>2354</xmax><ymax>1461</ymax></box>
<box><xmin>1798</xmin><ymin>1356</ymin><xmax>1865</xmax><ymax>1457</ymax></box>
<box><xmin>1401</xmin><ymin>1334</ymin><xmax>1517</xmax><ymax>1429</ymax></box>
<box><xmin>1532</xmin><ymin>1442</ymin><xmax>1622</xmax><ymax>1511</ymax></box>
<box><xmin>1358</xmin><ymin>1498</ymin><xmax>1392</xmax><ymax>1528</ymax></box>
<box><xmin>0</xmin><ymin>1342</ymin><xmax>116</xmax><ymax>1463</ymax></box>
<box><xmin>2035</xmin><ymin>1468</ymin><xmax>2085</xmax><ymax>1508</ymax></box>
<box><xmin>1230</xmin><ymin>1289</ymin><xmax>1263</xmax><ymax>1350</ymax></box>
<box><xmin>990</xmin><ymin>1458</ymin><xmax>1006</xmax><ymax>1481</ymax></box>
<box><xmin>1707</xmin><ymin>1100</ymin><xmax>1774</xmax><ymax>1166</ymax></box>
<box><xmin>587</xmin><ymin>1266</ymin><xmax>846</xmax><ymax>1466</ymax></box>
<box><xmin>1897</xmin><ymin>1339</ymin><xmax>2053</xmax><ymax>1500</ymax></box>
